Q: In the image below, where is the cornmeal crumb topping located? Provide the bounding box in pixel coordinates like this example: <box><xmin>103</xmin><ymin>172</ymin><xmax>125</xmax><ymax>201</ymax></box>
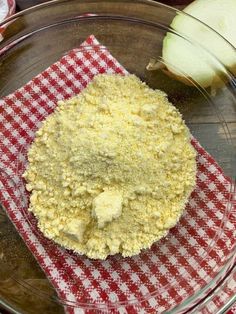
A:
<box><xmin>23</xmin><ymin>74</ymin><xmax>196</xmax><ymax>259</ymax></box>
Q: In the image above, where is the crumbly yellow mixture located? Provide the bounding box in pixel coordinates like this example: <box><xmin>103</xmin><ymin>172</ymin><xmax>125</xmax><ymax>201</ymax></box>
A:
<box><xmin>23</xmin><ymin>74</ymin><xmax>196</xmax><ymax>259</ymax></box>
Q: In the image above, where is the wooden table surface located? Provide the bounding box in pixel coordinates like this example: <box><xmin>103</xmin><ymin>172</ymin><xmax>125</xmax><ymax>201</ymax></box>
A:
<box><xmin>0</xmin><ymin>1</ymin><xmax>235</xmax><ymax>314</ymax></box>
<box><xmin>15</xmin><ymin>0</ymin><xmax>191</xmax><ymax>11</ymax></box>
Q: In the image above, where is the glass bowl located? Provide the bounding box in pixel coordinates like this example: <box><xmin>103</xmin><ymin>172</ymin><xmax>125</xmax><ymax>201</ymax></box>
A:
<box><xmin>0</xmin><ymin>1</ymin><xmax>235</xmax><ymax>313</ymax></box>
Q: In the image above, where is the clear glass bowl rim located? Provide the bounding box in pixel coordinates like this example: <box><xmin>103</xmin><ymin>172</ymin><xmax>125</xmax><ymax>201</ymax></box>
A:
<box><xmin>0</xmin><ymin>1</ymin><xmax>235</xmax><ymax>313</ymax></box>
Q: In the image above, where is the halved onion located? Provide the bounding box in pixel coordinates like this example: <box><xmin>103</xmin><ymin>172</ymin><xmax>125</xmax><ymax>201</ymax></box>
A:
<box><xmin>162</xmin><ymin>0</ymin><xmax>236</xmax><ymax>88</ymax></box>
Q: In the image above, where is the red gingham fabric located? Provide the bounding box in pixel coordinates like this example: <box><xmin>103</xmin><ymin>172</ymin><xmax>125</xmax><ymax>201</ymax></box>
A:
<box><xmin>0</xmin><ymin>35</ymin><xmax>235</xmax><ymax>313</ymax></box>
<box><xmin>228</xmin><ymin>303</ymin><xmax>236</xmax><ymax>314</ymax></box>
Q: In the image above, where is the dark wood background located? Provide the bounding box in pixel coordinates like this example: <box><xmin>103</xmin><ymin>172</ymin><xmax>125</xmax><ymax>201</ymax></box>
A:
<box><xmin>0</xmin><ymin>1</ymin><xmax>235</xmax><ymax>314</ymax></box>
<box><xmin>15</xmin><ymin>0</ymin><xmax>191</xmax><ymax>11</ymax></box>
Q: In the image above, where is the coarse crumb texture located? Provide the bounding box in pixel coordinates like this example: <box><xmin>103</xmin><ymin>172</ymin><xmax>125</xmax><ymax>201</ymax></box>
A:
<box><xmin>23</xmin><ymin>74</ymin><xmax>197</xmax><ymax>259</ymax></box>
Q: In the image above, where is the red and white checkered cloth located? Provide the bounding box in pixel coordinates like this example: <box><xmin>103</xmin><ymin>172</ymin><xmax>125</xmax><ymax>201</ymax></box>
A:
<box><xmin>0</xmin><ymin>35</ymin><xmax>235</xmax><ymax>313</ymax></box>
<box><xmin>229</xmin><ymin>303</ymin><xmax>236</xmax><ymax>314</ymax></box>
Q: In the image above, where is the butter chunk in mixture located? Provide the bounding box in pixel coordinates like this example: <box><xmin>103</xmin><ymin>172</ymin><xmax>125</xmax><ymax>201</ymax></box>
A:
<box><xmin>23</xmin><ymin>74</ymin><xmax>197</xmax><ymax>259</ymax></box>
<box><xmin>92</xmin><ymin>190</ymin><xmax>123</xmax><ymax>228</ymax></box>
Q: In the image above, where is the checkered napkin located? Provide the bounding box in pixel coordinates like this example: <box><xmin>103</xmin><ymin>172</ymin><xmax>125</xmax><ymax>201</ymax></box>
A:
<box><xmin>0</xmin><ymin>35</ymin><xmax>235</xmax><ymax>313</ymax></box>
<box><xmin>229</xmin><ymin>303</ymin><xmax>236</xmax><ymax>314</ymax></box>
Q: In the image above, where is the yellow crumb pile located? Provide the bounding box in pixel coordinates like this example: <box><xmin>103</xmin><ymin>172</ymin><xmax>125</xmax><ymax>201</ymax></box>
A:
<box><xmin>23</xmin><ymin>74</ymin><xmax>196</xmax><ymax>259</ymax></box>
